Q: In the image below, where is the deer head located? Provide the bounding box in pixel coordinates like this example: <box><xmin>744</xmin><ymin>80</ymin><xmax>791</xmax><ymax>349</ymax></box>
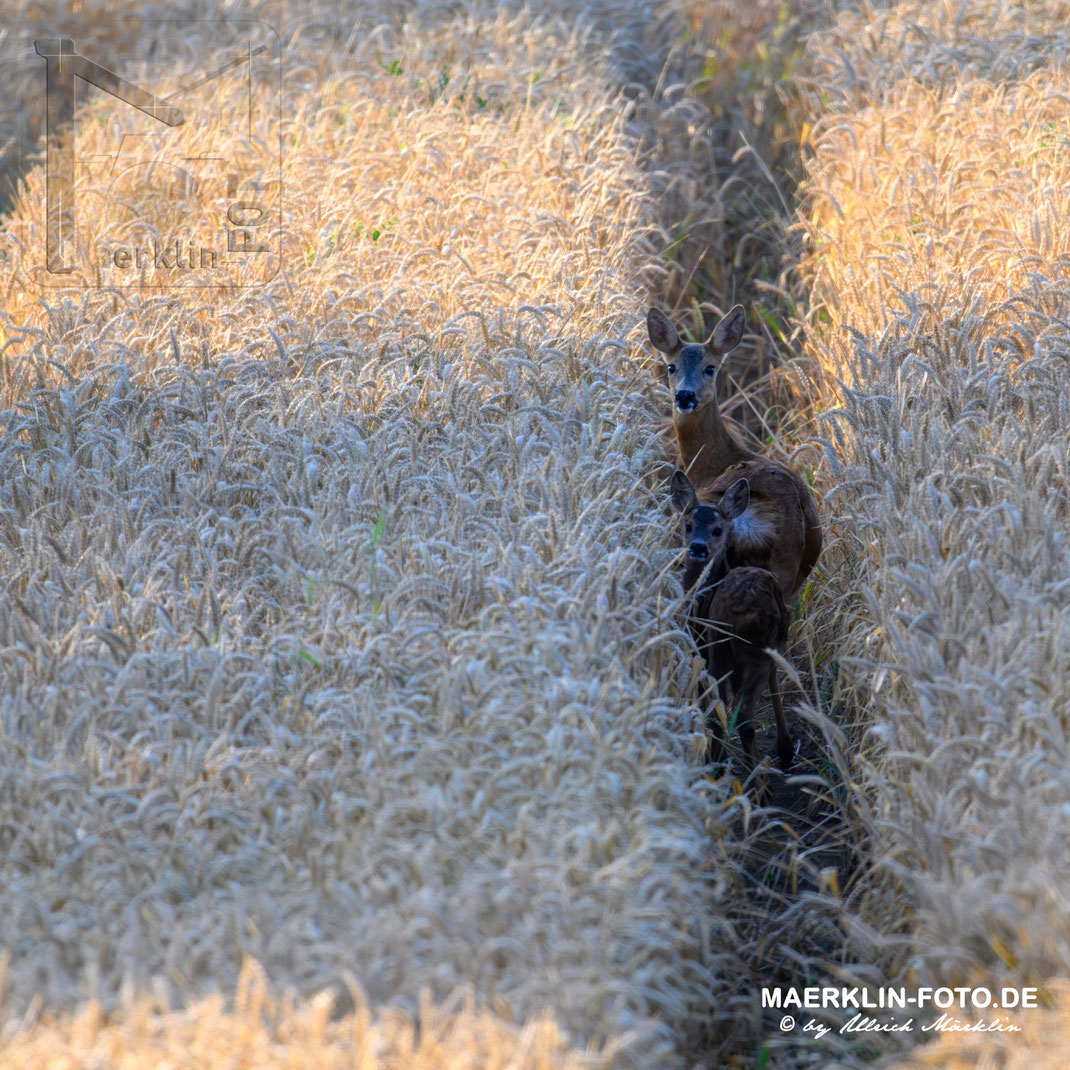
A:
<box><xmin>670</xmin><ymin>470</ymin><xmax>750</xmax><ymax>566</ymax></box>
<box><xmin>647</xmin><ymin>304</ymin><xmax>746</xmax><ymax>415</ymax></box>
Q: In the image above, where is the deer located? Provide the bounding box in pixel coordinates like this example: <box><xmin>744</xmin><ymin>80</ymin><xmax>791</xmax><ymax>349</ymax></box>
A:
<box><xmin>647</xmin><ymin>304</ymin><xmax>822</xmax><ymax>604</ymax></box>
<box><xmin>670</xmin><ymin>470</ymin><xmax>794</xmax><ymax>774</ymax></box>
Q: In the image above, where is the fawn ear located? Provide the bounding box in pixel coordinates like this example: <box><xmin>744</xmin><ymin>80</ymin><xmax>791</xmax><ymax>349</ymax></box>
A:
<box><xmin>720</xmin><ymin>477</ymin><xmax>750</xmax><ymax>519</ymax></box>
<box><xmin>670</xmin><ymin>470</ymin><xmax>697</xmax><ymax>513</ymax></box>
<box><xmin>711</xmin><ymin>304</ymin><xmax>745</xmax><ymax>353</ymax></box>
<box><xmin>647</xmin><ymin>307</ymin><xmax>680</xmax><ymax>354</ymax></box>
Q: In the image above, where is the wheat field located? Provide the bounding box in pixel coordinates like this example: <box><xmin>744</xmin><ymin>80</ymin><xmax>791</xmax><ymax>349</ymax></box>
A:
<box><xmin>3</xmin><ymin>0</ymin><xmax>1070</xmax><ymax>1066</ymax></box>
<box><xmin>0</xmin><ymin>1</ymin><xmax>844</xmax><ymax>1067</ymax></box>
<box><xmin>791</xmin><ymin>0</ymin><xmax>1070</xmax><ymax>1065</ymax></box>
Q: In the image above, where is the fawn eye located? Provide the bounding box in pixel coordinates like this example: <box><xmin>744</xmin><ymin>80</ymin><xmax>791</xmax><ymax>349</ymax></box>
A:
<box><xmin>704</xmin><ymin>365</ymin><xmax>716</xmax><ymax>377</ymax></box>
<box><xmin>684</xmin><ymin>522</ymin><xmax>692</xmax><ymax>534</ymax></box>
<box><xmin>666</xmin><ymin>364</ymin><xmax>676</xmax><ymax>375</ymax></box>
<box><xmin>711</xmin><ymin>526</ymin><xmax>722</xmax><ymax>537</ymax></box>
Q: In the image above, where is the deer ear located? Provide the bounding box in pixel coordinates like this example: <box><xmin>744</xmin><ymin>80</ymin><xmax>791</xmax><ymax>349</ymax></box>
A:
<box><xmin>711</xmin><ymin>304</ymin><xmax>745</xmax><ymax>353</ymax></box>
<box><xmin>720</xmin><ymin>477</ymin><xmax>750</xmax><ymax>519</ymax></box>
<box><xmin>670</xmin><ymin>470</ymin><xmax>697</xmax><ymax>513</ymax></box>
<box><xmin>647</xmin><ymin>307</ymin><xmax>680</xmax><ymax>354</ymax></box>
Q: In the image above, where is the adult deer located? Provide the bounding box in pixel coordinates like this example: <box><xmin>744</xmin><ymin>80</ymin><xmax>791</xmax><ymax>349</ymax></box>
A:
<box><xmin>648</xmin><ymin>304</ymin><xmax>821</xmax><ymax>603</ymax></box>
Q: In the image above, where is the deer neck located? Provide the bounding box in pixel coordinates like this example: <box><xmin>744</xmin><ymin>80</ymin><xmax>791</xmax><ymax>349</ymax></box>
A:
<box><xmin>674</xmin><ymin>401</ymin><xmax>753</xmax><ymax>485</ymax></box>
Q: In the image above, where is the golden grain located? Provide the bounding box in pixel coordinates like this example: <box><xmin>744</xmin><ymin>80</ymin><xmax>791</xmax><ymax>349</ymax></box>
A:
<box><xmin>0</xmin><ymin>1</ymin><xmax>819</xmax><ymax>1066</ymax></box>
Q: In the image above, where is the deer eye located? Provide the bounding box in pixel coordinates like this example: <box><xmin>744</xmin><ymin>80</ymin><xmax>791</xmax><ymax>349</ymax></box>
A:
<box><xmin>704</xmin><ymin>365</ymin><xmax>716</xmax><ymax>377</ymax></box>
<box><xmin>711</xmin><ymin>526</ymin><xmax>722</xmax><ymax>537</ymax></box>
<box><xmin>666</xmin><ymin>364</ymin><xmax>676</xmax><ymax>375</ymax></box>
<box><xmin>684</xmin><ymin>522</ymin><xmax>692</xmax><ymax>534</ymax></box>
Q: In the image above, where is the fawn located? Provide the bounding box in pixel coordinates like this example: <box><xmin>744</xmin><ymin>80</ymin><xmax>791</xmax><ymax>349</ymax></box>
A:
<box><xmin>671</xmin><ymin>470</ymin><xmax>794</xmax><ymax>772</ymax></box>
<box><xmin>648</xmin><ymin>304</ymin><xmax>822</xmax><ymax>603</ymax></box>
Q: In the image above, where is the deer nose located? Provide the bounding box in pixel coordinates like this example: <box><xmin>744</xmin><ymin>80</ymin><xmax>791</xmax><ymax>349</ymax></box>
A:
<box><xmin>689</xmin><ymin>540</ymin><xmax>708</xmax><ymax>560</ymax></box>
<box><xmin>675</xmin><ymin>389</ymin><xmax>697</xmax><ymax>411</ymax></box>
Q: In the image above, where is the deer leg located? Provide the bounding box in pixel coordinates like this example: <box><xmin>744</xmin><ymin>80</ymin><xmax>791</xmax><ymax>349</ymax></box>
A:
<box><xmin>704</xmin><ymin>650</ymin><xmax>728</xmax><ymax>765</ymax></box>
<box><xmin>704</xmin><ymin>631</ymin><xmax>731</xmax><ymax>765</ymax></box>
<box><xmin>735</xmin><ymin>672</ymin><xmax>761</xmax><ymax>772</ymax></box>
<box><xmin>703</xmin><ymin>647</ymin><xmax>728</xmax><ymax>765</ymax></box>
<box><xmin>738</xmin><ymin>680</ymin><xmax>775</xmax><ymax>803</ymax></box>
<box><xmin>769</xmin><ymin>665</ymin><xmax>794</xmax><ymax>769</ymax></box>
<box><xmin>685</xmin><ymin>605</ymin><xmax>718</xmax><ymax>763</ymax></box>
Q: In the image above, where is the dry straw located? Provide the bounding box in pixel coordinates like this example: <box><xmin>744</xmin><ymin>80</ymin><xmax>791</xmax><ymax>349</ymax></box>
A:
<box><xmin>0</xmin><ymin>0</ymin><xmax>852</xmax><ymax>1066</ymax></box>
<box><xmin>890</xmin><ymin>981</ymin><xmax>1070</xmax><ymax>1070</ymax></box>
<box><xmin>790</xmin><ymin>0</ymin><xmax>1070</xmax><ymax>1063</ymax></box>
<box><xmin>0</xmin><ymin>955</ymin><xmax>612</xmax><ymax>1069</ymax></box>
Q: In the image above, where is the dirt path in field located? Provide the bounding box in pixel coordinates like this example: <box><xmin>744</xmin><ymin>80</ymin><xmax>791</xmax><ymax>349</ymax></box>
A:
<box><xmin>659</xmin><ymin>7</ymin><xmax>876</xmax><ymax>1066</ymax></box>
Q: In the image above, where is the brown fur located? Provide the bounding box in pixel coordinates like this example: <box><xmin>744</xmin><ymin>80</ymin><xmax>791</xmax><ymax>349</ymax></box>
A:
<box><xmin>671</xmin><ymin>474</ymin><xmax>794</xmax><ymax>773</ymax></box>
<box><xmin>700</xmin><ymin>566</ymin><xmax>792</xmax><ymax>770</ymax></box>
<box><xmin>698</xmin><ymin>459</ymin><xmax>819</xmax><ymax>601</ymax></box>
<box><xmin>647</xmin><ymin>304</ymin><xmax>823</xmax><ymax>601</ymax></box>
<box><xmin>673</xmin><ymin>401</ymin><xmax>752</xmax><ymax>482</ymax></box>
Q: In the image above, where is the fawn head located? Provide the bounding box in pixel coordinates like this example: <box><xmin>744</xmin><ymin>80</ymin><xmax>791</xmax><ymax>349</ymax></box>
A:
<box><xmin>647</xmin><ymin>305</ymin><xmax>746</xmax><ymax>415</ymax></box>
<box><xmin>670</xmin><ymin>470</ymin><xmax>750</xmax><ymax>564</ymax></box>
